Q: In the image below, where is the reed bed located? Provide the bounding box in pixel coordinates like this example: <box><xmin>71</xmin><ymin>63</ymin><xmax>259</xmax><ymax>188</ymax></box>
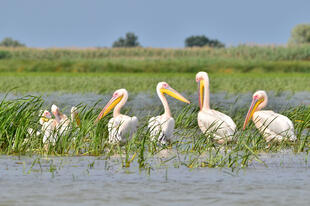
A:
<box><xmin>0</xmin><ymin>95</ymin><xmax>309</xmax><ymax>171</ymax></box>
<box><xmin>1</xmin><ymin>45</ymin><xmax>310</xmax><ymax>60</ymax></box>
<box><xmin>1</xmin><ymin>45</ymin><xmax>310</xmax><ymax>73</ymax></box>
<box><xmin>0</xmin><ymin>72</ymin><xmax>309</xmax><ymax>94</ymax></box>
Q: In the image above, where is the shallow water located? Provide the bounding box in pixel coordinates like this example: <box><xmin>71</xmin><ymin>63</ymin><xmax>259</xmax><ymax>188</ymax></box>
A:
<box><xmin>1</xmin><ymin>152</ymin><xmax>310</xmax><ymax>206</ymax></box>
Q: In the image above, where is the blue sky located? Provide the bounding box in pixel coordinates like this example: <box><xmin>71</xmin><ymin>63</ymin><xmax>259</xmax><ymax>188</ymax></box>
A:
<box><xmin>0</xmin><ymin>0</ymin><xmax>309</xmax><ymax>48</ymax></box>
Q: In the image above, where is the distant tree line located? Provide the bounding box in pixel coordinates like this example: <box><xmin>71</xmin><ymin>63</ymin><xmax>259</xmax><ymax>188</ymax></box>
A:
<box><xmin>112</xmin><ymin>24</ymin><xmax>310</xmax><ymax>48</ymax></box>
<box><xmin>185</xmin><ymin>35</ymin><xmax>225</xmax><ymax>48</ymax></box>
<box><xmin>112</xmin><ymin>32</ymin><xmax>140</xmax><ymax>48</ymax></box>
<box><xmin>0</xmin><ymin>37</ymin><xmax>26</xmax><ymax>47</ymax></box>
<box><xmin>2</xmin><ymin>23</ymin><xmax>310</xmax><ymax>49</ymax></box>
<box><xmin>289</xmin><ymin>24</ymin><xmax>310</xmax><ymax>44</ymax></box>
<box><xmin>112</xmin><ymin>32</ymin><xmax>226</xmax><ymax>48</ymax></box>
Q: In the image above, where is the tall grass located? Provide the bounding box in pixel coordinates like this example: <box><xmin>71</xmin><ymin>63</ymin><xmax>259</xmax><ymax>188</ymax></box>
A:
<box><xmin>2</xmin><ymin>45</ymin><xmax>310</xmax><ymax>60</ymax></box>
<box><xmin>0</xmin><ymin>72</ymin><xmax>309</xmax><ymax>94</ymax></box>
<box><xmin>0</xmin><ymin>95</ymin><xmax>309</xmax><ymax>171</ymax></box>
<box><xmin>1</xmin><ymin>45</ymin><xmax>310</xmax><ymax>73</ymax></box>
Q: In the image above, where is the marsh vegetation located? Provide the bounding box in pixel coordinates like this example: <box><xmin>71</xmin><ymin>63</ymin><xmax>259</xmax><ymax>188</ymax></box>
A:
<box><xmin>0</xmin><ymin>90</ymin><xmax>308</xmax><ymax>172</ymax></box>
<box><xmin>1</xmin><ymin>45</ymin><xmax>310</xmax><ymax>73</ymax></box>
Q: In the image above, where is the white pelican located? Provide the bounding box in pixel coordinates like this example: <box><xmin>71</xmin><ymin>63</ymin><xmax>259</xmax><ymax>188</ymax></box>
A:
<box><xmin>51</xmin><ymin>105</ymin><xmax>81</xmax><ymax>132</ymax></box>
<box><xmin>27</xmin><ymin>110</ymin><xmax>53</xmax><ymax>137</ymax></box>
<box><xmin>96</xmin><ymin>89</ymin><xmax>138</xmax><ymax>144</ymax></box>
<box><xmin>39</xmin><ymin>110</ymin><xmax>52</xmax><ymax>125</ymax></box>
<box><xmin>148</xmin><ymin>82</ymin><xmax>190</xmax><ymax>144</ymax></box>
<box><xmin>243</xmin><ymin>90</ymin><xmax>296</xmax><ymax>142</ymax></box>
<box><xmin>40</xmin><ymin>108</ymin><xmax>58</xmax><ymax>144</ymax></box>
<box><xmin>40</xmin><ymin>105</ymin><xmax>80</xmax><ymax>144</ymax></box>
<box><xmin>196</xmin><ymin>72</ymin><xmax>236</xmax><ymax>143</ymax></box>
<box><xmin>70</xmin><ymin>106</ymin><xmax>81</xmax><ymax>127</ymax></box>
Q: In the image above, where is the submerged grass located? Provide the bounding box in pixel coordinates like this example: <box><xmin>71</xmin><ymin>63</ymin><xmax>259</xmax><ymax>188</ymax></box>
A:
<box><xmin>0</xmin><ymin>72</ymin><xmax>309</xmax><ymax>94</ymax></box>
<box><xmin>0</xmin><ymin>95</ymin><xmax>309</xmax><ymax>171</ymax></box>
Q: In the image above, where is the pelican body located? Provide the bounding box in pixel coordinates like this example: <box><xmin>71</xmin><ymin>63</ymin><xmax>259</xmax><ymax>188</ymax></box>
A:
<box><xmin>28</xmin><ymin>110</ymin><xmax>53</xmax><ymax>137</ymax></box>
<box><xmin>40</xmin><ymin>108</ymin><xmax>58</xmax><ymax>144</ymax></box>
<box><xmin>40</xmin><ymin>105</ymin><xmax>80</xmax><ymax>144</ymax></box>
<box><xmin>96</xmin><ymin>89</ymin><xmax>138</xmax><ymax>144</ymax></box>
<box><xmin>243</xmin><ymin>90</ymin><xmax>296</xmax><ymax>142</ymax></box>
<box><xmin>148</xmin><ymin>82</ymin><xmax>190</xmax><ymax>144</ymax></box>
<box><xmin>196</xmin><ymin>72</ymin><xmax>236</xmax><ymax>143</ymax></box>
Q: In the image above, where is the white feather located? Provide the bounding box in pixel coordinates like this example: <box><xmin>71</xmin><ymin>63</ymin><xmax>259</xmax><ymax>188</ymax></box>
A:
<box><xmin>253</xmin><ymin>110</ymin><xmax>296</xmax><ymax>142</ymax></box>
<box><xmin>148</xmin><ymin>115</ymin><xmax>175</xmax><ymax>144</ymax></box>
<box><xmin>108</xmin><ymin>114</ymin><xmax>138</xmax><ymax>144</ymax></box>
<box><xmin>198</xmin><ymin>109</ymin><xmax>236</xmax><ymax>141</ymax></box>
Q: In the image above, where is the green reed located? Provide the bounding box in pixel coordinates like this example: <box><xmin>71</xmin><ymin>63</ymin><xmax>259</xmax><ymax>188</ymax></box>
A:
<box><xmin>0</xmin><ymin>94</ymin><xmax>308</xmax><ymax>171</ymax></box>
<box><xmin>0</xmin><ymin>72</ymin><xmax>309</xmax><ymax>94</ymax></box>
<box><xmin>1</xmin><ymin>45</ymin><xmax>310</xmax><ymax>61</ymax></box>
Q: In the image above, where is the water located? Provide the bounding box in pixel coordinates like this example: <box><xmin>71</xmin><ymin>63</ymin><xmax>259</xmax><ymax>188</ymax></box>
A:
<box><xmin>0</xmin><ymin>152</ymin><xmax>310</xmax><ymax>206</ymax></box>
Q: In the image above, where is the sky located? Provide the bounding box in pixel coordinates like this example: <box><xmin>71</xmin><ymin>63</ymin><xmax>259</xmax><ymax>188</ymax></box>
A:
<box><xmin>0</xmin><ymin>0</ymin><xmax>309</xmax><ymax>48</ymax></box>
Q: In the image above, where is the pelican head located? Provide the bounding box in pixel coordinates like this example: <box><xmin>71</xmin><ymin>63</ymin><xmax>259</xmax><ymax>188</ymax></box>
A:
<box><xmin>96</xmin><ymin>89</ymin><xmax>128</xmax><ymax>122</ymax></box>
<box><xmin>157</xmin><ymin>82</ymin><xmax>190</xmax><ymax>104</ymax></box>
<box><xmin>40</xmin><ymin>110</ymin><xmax>52</xmax><ymax>119</ymax></box>
<box><xmin>71</xmin><ymin>106</ymin><xmax>78</xmax><ymax>114</ymax></box>
<box><xmin>243</xmin><ymin>90</ymin><xmax>268</xmax><ymax>130</ymax></box>
<box><xmin>196</xmin><ymin>72</ymin><xmax>209</xmax><ymax>110</ymax></box>
<box><xmin>39</xmin><ymin>110</ymin><xmax>52</xmax><ymax>124</ymax></box>
<box><xmin>51</xmin><ymin>104</ymin><xmax>64</xmax><ymax>123</ymax></box>
<box><xmin>51</xmin><ymin>104</ymin><xmax>59</xmax><ymax>117</ymax></box>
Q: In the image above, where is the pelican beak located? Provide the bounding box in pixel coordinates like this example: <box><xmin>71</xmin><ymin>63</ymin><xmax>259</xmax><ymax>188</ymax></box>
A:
<box><xmin>95</xmin><ymin>94</ymin><xmax>123</xmax><ymax>122</ymax></box>
<box><xmin>198</xmin><ymin>79</ymin><xmax>204</xmax><ymax>110</ymax></box>
<box><xmin>41</xmin><ymin>116</ymin><xmax>50</xmax><ymax>122</ymax></box>
<box><xmin>243</xmin><ymin>97</ymin><xmax>264</xmax><ymax>130</ymax></box>
<box><xmin>160</xmin><ymin>86</ymin><xmax>190</xmax><ymax>104</ymax></box>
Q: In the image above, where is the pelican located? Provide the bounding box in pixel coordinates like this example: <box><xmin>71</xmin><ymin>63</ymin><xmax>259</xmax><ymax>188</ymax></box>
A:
<box><xmin>40</xmin><ymin>108</ymin><xmax>58</xmax><ymax>144</ymax></box>
<box><xmin>148</xmin><ymin>82</ymin><xmax>190</xmax><ymax>144</ymax></box>
<box><xmin>70</xmin><ymin>106</ymin><xmax>81</xmax><ymax>127</ymax></box>
<box><xmin>243</xmin><ymin>90</ymin><xmax>296</xmax><ymax>142</ymax></box>
<box><xmin>27</xmin><ymin>110</ymin><xmax>53</xmax><ymax>137</ymax></box>
<box><xmin>96</xmin><ymin>89</ymin><xmax>138</xmax><ymax>144</ymax></box>
<box><xmin>40</xmin><ymin>110</ymin><xmax>52</xmax><ymax>125</ymax></box>
<box><xmin>40</xmin><ymin>105</ymin><xmax>80</xmax><ymax>144</ymax></box>
<box><xmin>51</xmin><ymin>105</ymin><xmax>80</xmax><ymax>132</ymax></box>
<box><xmin>196</xmin><ymin>72</ymin><xmax>236</xmax><ymax>143</ymax></box>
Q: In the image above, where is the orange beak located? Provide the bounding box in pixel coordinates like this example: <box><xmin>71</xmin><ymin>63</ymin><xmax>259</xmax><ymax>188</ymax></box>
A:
<box><xmin>95</xmin><ymin>94</ymin><xmax>123</xmax><ymax>123</ymax></box>
<box><xmin>197</xmin><ymin>79</ymin><xmax>204</xmax><ymax>110</ymax></box>
<box><xmin>243</xmin><ymin>97</ymin><xmax>264</xmax><ymax>130</ymax></box>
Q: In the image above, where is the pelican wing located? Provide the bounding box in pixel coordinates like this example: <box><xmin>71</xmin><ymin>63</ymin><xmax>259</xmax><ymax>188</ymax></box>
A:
<box><xmin>108</xmin><ymin>115</ymin><xmax>138</xmax><ymax>143</ymax></box>
<box><xmin>253</xmin><ymin>110</ymin><xmax>296</xmax><ymax>141</ymax></box>
<box><xmin>41</xmin><ymin>119</ymin><xmax>58</xmax><ymax>144</ymax></box>
<box><xmin>198</xmin><ymin>109</ymin><xmax>236</xmax><ymax>140</ymax></box>
<box><xmin>148</xmin><ymin>115</ymin><xmax>175</xmax><ymax>144</ymax></box>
